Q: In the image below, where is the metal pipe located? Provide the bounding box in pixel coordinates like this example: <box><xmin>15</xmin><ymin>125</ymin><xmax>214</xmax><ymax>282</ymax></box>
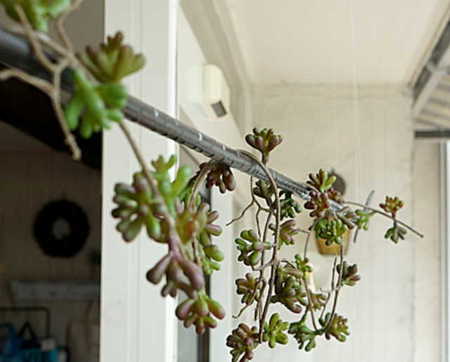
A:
<box><xmin>415</xmin><ymin>129</ymin><xmax>450</xmax><ymax>139</ymax></box>
<box><xmin>0</xmin><ymin>27</ymin><xmax>317</xmax><ymax>202</ymax></box>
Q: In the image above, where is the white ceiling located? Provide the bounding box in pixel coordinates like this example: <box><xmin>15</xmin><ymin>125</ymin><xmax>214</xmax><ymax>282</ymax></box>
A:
<box><xmin>225</xmin><ymin>0</ymin><xmax>450</xmax><ymax>85</ymax></box>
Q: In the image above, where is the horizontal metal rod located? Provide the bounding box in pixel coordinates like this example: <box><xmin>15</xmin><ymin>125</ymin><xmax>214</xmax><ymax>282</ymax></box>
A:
<box><xmin>0</xmin><ymin>27</ymin><xmax>320</xmax><ymax>203</ymax></box>
<box><xmin>415</xmin><ymin>129</ymin><xmax>450</xmax><ymax>139</ymax></box>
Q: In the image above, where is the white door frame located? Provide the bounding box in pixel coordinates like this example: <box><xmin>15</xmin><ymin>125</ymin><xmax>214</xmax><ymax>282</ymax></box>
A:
<box><xmin>101</xmin><ymin>1</ymin><xmax>179</xmax><ymax>362</ymax></box>
<box><xmin>441</xmin><ymin>142</ymin><xmax>450</xmax><ymax>362</ymax></box>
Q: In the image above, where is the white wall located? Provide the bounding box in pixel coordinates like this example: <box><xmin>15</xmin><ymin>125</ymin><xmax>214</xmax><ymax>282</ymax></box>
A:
<box><xmin>413</xmin><ymin>141</ymin><xmax>442</xmax><ymax>362</ymax></box>
<box><xmin>251</xmin><ymin>84</ymin><xmax>417</xmax><ymax>362</ymax></box>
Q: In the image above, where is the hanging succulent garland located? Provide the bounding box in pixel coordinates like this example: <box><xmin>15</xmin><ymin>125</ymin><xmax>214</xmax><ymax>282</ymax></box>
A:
<box><xmin>0</xmin><ymin>1</ymin><xmax>423</xmax><ymax>361</ymax></box>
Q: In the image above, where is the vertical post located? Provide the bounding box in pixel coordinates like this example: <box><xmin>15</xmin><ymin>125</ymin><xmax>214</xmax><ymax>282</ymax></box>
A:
<box><xmin>101</xmin><ymin>1</ymin><xmax>179</xmax><ymax>362</ymax></box>
<box><xmin>441</xmin><ymin>142</ymin><xmax>449</xmax><ymax>362</ymax></box>
<box><xmin>209</xmin><ymin>189</ymin><xmax>234</xmax><ymax>362</ymax></box>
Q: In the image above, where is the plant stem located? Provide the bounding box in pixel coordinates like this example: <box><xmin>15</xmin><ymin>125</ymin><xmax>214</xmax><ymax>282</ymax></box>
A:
<box><xmin>118</xmin><ymin>120</ymin><xmax>182</xmax><ymax>256</ymax></box>
<box><xmin>352</xmin><ymin>191</ymin><xmax>374</xmax><ymax>243</ymax></box>
<box><xmin>344</xmin><ymin>201</ymin><xmax>423</xmax><ymax>238</ymax></box>
<box><xmin>324</xmin><ymin>246</ymin><xmax>344</xmax><ymax>331</ymax></box>
<box><xmin>56</xmin><ymin>0</ymin><xmax>85</xmax><ymax>52</ymax></box>
<box><xmin>15</xmin><ymin>6</ymin><xmax>56</xmax><ymax>72</ymax></box>
<box><xmin>187</xmin><ymin>162</ymin><xmax>211</xmax><ymax>208</ymax></box>
<box><xmin>239</xmin><ymin>150</ymin><xmax>281</xmax><ymax>341</ymax></box>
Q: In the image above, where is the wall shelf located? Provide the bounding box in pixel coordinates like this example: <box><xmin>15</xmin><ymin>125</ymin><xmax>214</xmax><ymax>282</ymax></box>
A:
<box><xmin>10</xmin><ymin>280</ymin><xmax>100</xmax><ymax>302</ymax></box>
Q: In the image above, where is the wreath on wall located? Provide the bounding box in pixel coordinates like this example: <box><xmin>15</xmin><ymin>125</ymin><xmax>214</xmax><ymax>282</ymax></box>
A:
<box><xmin>33</xmin><ymin>200</ymin><xmax>90</xmax><ymax>258</ymax></box>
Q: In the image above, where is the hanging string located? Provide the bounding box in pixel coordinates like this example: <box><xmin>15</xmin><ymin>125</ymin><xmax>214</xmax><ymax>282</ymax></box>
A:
<box><xmin>348</xmin><ymin>0</ymin><xmax>363</xmax><ymax>202</ymax></box>
<box><xmin>331</xmin><ymin>4</ymin><xmax>339</xmax><ymax>174</ymax></box>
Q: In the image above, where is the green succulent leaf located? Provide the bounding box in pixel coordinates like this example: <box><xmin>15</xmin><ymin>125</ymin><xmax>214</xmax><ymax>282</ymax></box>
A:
<box><xmin>263</xmin><ymin>313</ymin><xmax>289</xmax><ymax>349</ymax></box>
<box><xmin>226</xmin><ymin>324</ymin><xmax>259</xmax><ymax>362</ymax></box>
<box><xmin>320</xmin><ymin>313</ymin><xmax>350</xmax><ymax>342</ymax></box>
<box><xmin>65</xmin><ymin>69</ymin><xmax>127</xmax><ymax>138</ymax></box>
<box><xmin>307</xmin><ymin>169</ymin><xmax>336</xmax><ymax>193</ymax></box>
<box><xmin>385</xmin><ymin>224</ymin><xmax>407</xmax><ymax>243</ymax></box>
<box><xmin>80</xmin><ymin>32</ymin><xmax>146</xmax><ymax>83</ymax></box>
<box><xmin>236</xmin><ymin>273</ymin><xmax>262</xmax><ymax>306</ymax></box>
<box><xmin>175</xmin><ymin>293</ymin><xmax>225</xmax><ymax>335</ymax></box>
<box><xmin>380</xmin><ymin>196</ymin><xmax>404</xmax><ymax>217</ymax></box>
<box><xmin>314</xmin><ymin>217</ymin><xmax>347</xmax><ymax>246</ymax></box>
<box><xmin>245</xmin><ymin>128</ymin><xmax>283</xmax><ymax>162</ymax></box>
<box><xmin>289</xmin><ymin>318</ymin><xmax>320</xmax><ymax>352</ymax></box>
<box><xmin>235</xmin><ymin>229</ymin><xmax>271</xmax><ymax>267</ymax></box>
<box><xmin>271</xmin><ymin>265</ymin><xmax>307</xmax><ymax>313</ymax></box>
<box><xmin>279</xmin><ymin>191</ymin><xmax>302</xmax><ymax>219</ymax></box>
<box><xmin>1</xmin><ymin>0</ymin><xmax>70</xmax><ymax>32</ymax></box>
<box><xmin>355</xmin><ymin>209</ymin><xmax>374</xmax><ymax>230</ymax></box>
<box><xmin>112</xmin><ymin>155</ymin><xmax>192</xmax><ymax>243</ymax></box>
<box><xmin>337</xmin><ymin>261</ymin><xmax>360</xmax><ymax>287</ymax></box>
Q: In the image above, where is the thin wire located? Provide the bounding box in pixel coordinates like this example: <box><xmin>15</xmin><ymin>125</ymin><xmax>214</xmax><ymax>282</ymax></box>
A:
<box><xmin>348</xmin><ymin>0</ymin><xmax>363</xmax><ymax>204</ymax></box>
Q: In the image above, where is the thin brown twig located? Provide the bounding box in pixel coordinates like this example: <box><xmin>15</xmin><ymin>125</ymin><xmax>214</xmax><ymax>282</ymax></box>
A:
<box><xmin>238</xmin><ymin>150</ymin><xmax>281</xmax><ymax>341</ymax></box>
<box><xmin>227</xmin><ymin>196</ymin><xmax>254</xmax><ymax>226</ymax></box>
<box><xmin>0</xmin><ymin>69</ymin><xmax>52</xmax><ymax>93</ymax></box>
<box><xmin>187</xmin><ymin>162</ymin><xmax>212</xmax><ymax>207</ymax></box>
<box><xmin>7</xmin><ymin>5</ymin><xmax>82</xmax><ymax>159</ymax></box>
<box><xmin>324</xmin><ymin>245</ymin><xmax>344</xmax><ymax>331</ymax></box>
<box><xmin>15</xmin><ymin>6</ymin><xmax>56</xmax><ymax>72</ymax></box>
<box><xmin>303</xmin><ymin>277</ymin><xmax>319</xmax><ymax>330</ymax></box>
<box><xmin>118</xmin><ymin>120</ymin><xmax>183</xmax><ymax>257</ymax></box>
<box><xmin>255</xmin><ymin>205</ymin><xmax>274</xmax><ymax>321</ymax></box>
<box><xmin>353</xmin><ymin>190</ymin><xmax>374</xmax><ymax>243</ymax></box>
<box><xmin>303</xmin><ymin>227</ymin><xmax>314</xmax><ymax>260</ymax></box>
<box><xmin>50</xmin><ymin>58</ymin><xmax>81</xmax><ymax>160</ymax></box>
<box><xmin>345</xmin><ymin>201</ymin><xmax>423</xmax><ymax>238</ymax></box>
<box><xmin>56</xmin><ymin>0</ymin><xmax>85</xmax><ymax>52</ymax></box>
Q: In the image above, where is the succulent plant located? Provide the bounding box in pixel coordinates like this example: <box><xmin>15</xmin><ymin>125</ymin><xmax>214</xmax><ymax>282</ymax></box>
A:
<box><xmin>80</xmin><ymin>32</ymin><xmax>146</xmax><ymax>83</ymax></box>
<box><xmin>0</xmin><ymin>0</ymin><xmax>70</xmax><ymax>32</ymax></box>
<box><xmin>309</xmin><ymin>292</ymin><xmax>328</xmax><ymax>310</ymax></box>
<box><xmin>226</xmin><ymin>324</ymin><xmax>259</xmax><ymax>362</ymax></box>
<box><xmin>304</xmin><ymin>191</ymin><xmax>331</xmax><ymax>218</ymax></box>
<box><xmin>380</xmin><ymin>196</ymin><xmax>404</xmax><ymax>217</ymax></box>
<box><xmin>112</xmin><ymin>155</ymin><xmax>192</xmax><ymax>242</ymax></box>
<box><xmin>146</xmin><ymin>253</ymin><xmax>205</xmax><ymax>297</ymax></box>
<box><xmin>336</xmin><ymin>261</ymin><xmax>360</xmax><ymax>287</ymax></box>
<box><xmin>320</xmin><ymin>313</ymin><xmax>350</xmax><ymax>342</ymax></box>
<box><xmin>201</xmin><ymin>162</ymin><xmax>237</xmax><ymax>193</ymax></box>
<box><xmin>263</xmin><ymin>313</ymin><xmax>289</xmax><ymax>348</ymax></box>
<box><xmin>195</xmin><ymin>208</ymin><xmax>224</xmax><ymax>274</ymax></box>
<box><xmin>314</xmin><ymin>217</ymin><xmax>347</xmax><ymax>246</ymax></box>
<box><xmin>307</xmin><ymin>169</ymin><xmax>336</xmax><ymax>193</ymax></box>
<box><xmin>294</xmin><ymin>255</ymin><xmax>313</xmax><ymax>276</ymax></box>
<box><xmin>279</xmin><ymin>191</ymin><xmax>302</xmax><ymax>219</ymax></box>
<box><xmin>236</xmin><ymin>273</ymin><xmax>262</xmax><ymax>306</ymax></box>
<box><xmin>235</xmin><ymin>230</ymin><xmax>271</xmax><ymax>267</ymax></box>
<box><xmin>0</xmin><ymin>4</ymin><xmax>423</xmax><ymax>360</ymax></box>
<box><xmin>385</xmin><ymin>224</ymin><xmax>407</xmax><ymax>243</ymax></box>
<box><xmin>271</xmin><ymin>219</ymin><xmax>301</xmax><ymax>248</ymax></box>
<box><xmin>288</xmin><ymin>318</ymin><xmax>318</xmax><ymax>352</ymax></box>
<box><xmin>65</xmin><ymin>69</ymin><xmax>127</xmax><ymax>138</ymax></box>
<box><xmin>354</xmin><ymin>209</ymin><xmax>374</xmax><ymax>230</ymax></box>
<box><xmin>253</xmin><ymin>180</ymin><xmax>274</xmax><ymax>207</ymax></box>
<box><xmin>175</xmin><ymin>293</ymin><xmax>225</xmax><ymax>334</ymax></box>
<box><xmin>245</xmin><ymin>128</ymin><xmax>282</xmax><ymax>162</ymax></box>
<box><xmin>271</xmin><ymin>266</ymin><xmax>306</xmax><ymax>313</ymax></box>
